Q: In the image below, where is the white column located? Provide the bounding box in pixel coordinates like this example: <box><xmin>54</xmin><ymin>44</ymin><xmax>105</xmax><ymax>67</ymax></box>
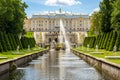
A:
<box><xmin>82</xmin><ymin>20</ymin><xmax>84</xmax><ymax>30</ymax></box>
<box><xmin>72</xmin><ymin>20</ymin><xmax>74</xmax><ymax>29</ymax></box>
<box><xmin>76</xmin><ymin>20</ymin><xmax>77</xmax><ymax>29</ymax></box>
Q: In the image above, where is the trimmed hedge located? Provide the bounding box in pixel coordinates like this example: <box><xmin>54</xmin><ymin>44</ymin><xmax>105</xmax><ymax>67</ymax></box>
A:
<box><xmin>100</xmin><ymin>34</ymin><xmax>106</xmax><ymax>49</ymax></box>
<box><xmin>83</xmin><ymin>30</ymin><xmax>119</xmax><ymax>51</ymax></box>
<box><xmin>0</xmin><ymin>32</ymin><xmax>8</xmax><ymax>51</ymax></box>
<box><xmin>89</xmin><ymin>37</ymin><xmax>96</xmax><ymax>48</ymax></box>
<box><xmin>7</xmin><ymin>33</ymin><xmax>15</xmax><ymax>50</ymax></box>
<box><xmin>4</xmin><ymin>33</ymin><xmax>12</xmax><ymax>51</ymax></box>
<box><xmin>83</xmin><ymin>37</ymin><xmax>96</xmax><ymax>48</ymax></box>
<box><xmin>11</xmin><ymin>34</ymin><xmax>17</xmax><ymax>50</ymax></box>
<box><xmin>83</xmin><ymin>37</ymin><xmax>88</xmax><ymax>47</ymax></box>
<box><xmin>109</xmin><ymin>31</ymin><xmax>117</xmax><ymax>51</ymax></box>
<box><xmin>94</xmin><ymin>35</ymin><xmax>100</xmax><ymax>48</ymax></box>
<box><xmin>115</xmin><ymin>31</ymin><xmax>120</xmax><ymax>51</ymax></box>
<box><xmin>0</xmin><ymin>31</ymin><xmax>36</xmax><ymax>52</ymax></box>
<box><xmin>98</xmin><ymin>35</ymin><xmax>103</xmax><ymax>49</ymax></box>
<box><xmin>14</xmin><ymin>35</ymin><xmax>23</xmax><ymax>49</ymax></box>
<box><xmin>106</xmin><ymin>31</ymin><xmax>113</xmax><ymax>50</ymax></box>
<box><xmin>0</xmin><ymin>42</ymin><xmax>3</xmax><ymax>52</ymax></box>
<box><xmin>103</xmin><ymin>33</ymin><xmax>109</xmax><ymax>49</ymax></box>
<box><xmin>21</xmin><ymin>37</ymin><xmax>36</xmax><ymax>49</ymax></box>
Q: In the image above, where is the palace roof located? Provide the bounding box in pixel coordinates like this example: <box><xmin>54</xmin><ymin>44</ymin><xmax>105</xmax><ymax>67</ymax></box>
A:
<box><xmin>31</xmin><ymin>11</ymin><xmax>89</xmax><ymax>19</ymax></box>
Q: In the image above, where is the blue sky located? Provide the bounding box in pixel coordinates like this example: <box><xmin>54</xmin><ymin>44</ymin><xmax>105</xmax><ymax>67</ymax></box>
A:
<box><xmin>22</xmin><ymin>0</ymin><xmax>101</xmax><ymax>17</ymax></box>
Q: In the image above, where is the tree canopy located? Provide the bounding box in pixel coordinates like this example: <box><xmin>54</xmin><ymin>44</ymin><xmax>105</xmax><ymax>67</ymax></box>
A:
<box><xmin>90</xmin><ymin>0</ymin><xmax>120</xmax><ymax>34</ymax></box>
<box><xmin>0</xmin><ymin>0</ymin><xmax>28</xmax><ymax>34</ymax></box>
<box><xmin>99</xmin><ymin>0</ymin><xmax>114</xmax><ymax>33</ymax></box>
<box><xmin>89</xmin><ymin>12</ymin><xmax>101</xmax><ymax>35</ymax></box>
<box><xmin>111</xmin><ymin>0</ymin><xmax>120</xmax><ymax>30</ymax></box>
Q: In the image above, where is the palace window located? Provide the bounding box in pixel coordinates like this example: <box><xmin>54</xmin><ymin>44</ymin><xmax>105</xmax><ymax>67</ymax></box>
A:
<box><xmin>66</xmin><ymin>21</ymin><xmax>68</xmax><ymax>23</ymax></box>
<box><xmin>80</xmin><ymin>24</ymin><xmax>82</xmax><ymax>26</ymax></box>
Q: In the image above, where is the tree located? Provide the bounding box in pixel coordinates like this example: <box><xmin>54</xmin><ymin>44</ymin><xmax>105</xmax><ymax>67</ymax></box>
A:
<box><xmin>0</xmin><ymin>0</ymin><xmax>28</xmax><ymax>34</ymax></box>
<box><xmin>99</xmin><ymin>0</ymin><xmax>115</xmax><ymax>33</ymax></box>
<box><xmin>111</xmin><ymin>0</ymin><xmax>120</xmax><ymax>30</ymax></box>
<box><xmin>89</xmin><ymin>12</ymin><xmax>101</xmax><ymax>36</ymax></box>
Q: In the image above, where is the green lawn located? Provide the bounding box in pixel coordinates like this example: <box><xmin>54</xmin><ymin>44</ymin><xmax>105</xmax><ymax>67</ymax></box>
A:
<box><xmin>73</xmin><ymin>46</ymin><xmax>120</xmax><ymax>65</ymax></box>
<box><xmin>0</xmin><ymin>47</ymin><xmax>47</xmax><ymax>63</ymax></box>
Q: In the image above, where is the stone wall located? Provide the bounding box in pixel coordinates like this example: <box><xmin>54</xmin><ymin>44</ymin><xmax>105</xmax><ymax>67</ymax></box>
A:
<box><xmin>72</xmin><ymin>50</ymin><xmax>120</xmax><ymax>80</ymax></box>
<box><xmin>0</xmin><ymin>50</ymin><xmax>48</xmax><ymax>76</ymax></box>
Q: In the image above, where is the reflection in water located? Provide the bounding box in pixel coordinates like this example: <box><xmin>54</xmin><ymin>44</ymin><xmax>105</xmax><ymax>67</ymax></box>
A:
<box><xmin>1</xmin><ymin>50</ymin><xmax>104</xmax><ymax>80</ymax></box>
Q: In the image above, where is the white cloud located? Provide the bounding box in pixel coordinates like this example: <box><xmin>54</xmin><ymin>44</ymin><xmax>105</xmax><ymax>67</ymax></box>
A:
<box><xmin>89</xmin><ymin>7</ymin><xmax>100</xmax><ymax>16</ymax></box>
<box><xmin>23</xmin><ymin>0</ymin><xmax>44</xmax><ymax>4</ymax></box>
<box><xmin>45</xmin><ymin>0</ymin><xmax>82</xmax><ymax>6</ymax></box>
<box><xmin>93</xmin><ymin>7</ymin><xmax>100</xmax><ymax>12</ymax></box>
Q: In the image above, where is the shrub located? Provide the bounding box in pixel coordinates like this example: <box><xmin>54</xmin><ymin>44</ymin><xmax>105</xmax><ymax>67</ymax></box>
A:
<box><xmin>114</xmin><ymin>31</ymin><xmax>120</xmax><ymax>51</ymax></box>
<box><xmin>103</xmin><ymin>33</ymin><xmax>109</xmax><ymax>49</ymax></box>
<box><xmin>4</xmin><ymin>33</ymin><xmax>12</xmax><ymax>51</ymax></box>
<box><xmin>21</xmin><ymin>37</ymin><xmax>36</xmax><ymax>49</ymax></box>
<box><xmin>109</xmin><ymin>31</ymin><xmax>117</xmax><ymax>51</ymax></box>
<box><xmin>7</xmin><ymin>33</ymin><xmax>15</xmax><ymax>50</ymax></box>
<box><xmin>106</xmin><ymin>31</ymin><xmax>113</xmax><ymax>50</ymax></box>
<box><xmin>83</xmin><ymin>37</ymin><xmax>88</xmax><ymax>47</ymax></box>
<box><xmin>0</xmin><ymin>32</ymin><xmax>7</xmax><ymax>51</ymax></box>
<box><xmin>100</xmin><ymin>34</ymin><xmax>106</xmax><ymax>49</ymax></box>
<box><xmin>21</xmin><ymin>37</ymin><xmax>27</xmax><ymax>48</ymax></box>
<box><xmin>14</xmin><ymin>35</ymin><xmax>23</xmax><ymax>49</ymax></box>
<box><xmin>0</xmin><ymin>42</ymin><xmax>3</xmax><ymax>52</ymax></box>
<box><xmin>94</xmin><ymin>35</ymin><xmax>99</xmax><ymax>48</ymax></box>
<box><xmin>11</xmin><ymin>34</ymin><xmax>17</xmax><ymax>50</ymax></box>
<box><xmin>98</xmin><ymin>35</ymin><xmax>103</xmax><ymax>49</ymax></box>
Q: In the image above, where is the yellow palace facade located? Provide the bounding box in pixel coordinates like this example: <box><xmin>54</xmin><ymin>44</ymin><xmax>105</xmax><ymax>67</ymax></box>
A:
<box><xmin>24</xmin><ymin>9</ymin><xmax>90</xmax><ymax>45</ymax></box>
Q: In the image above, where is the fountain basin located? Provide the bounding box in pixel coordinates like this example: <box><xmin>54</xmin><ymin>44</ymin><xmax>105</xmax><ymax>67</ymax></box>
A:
<box><xmin>105</xmin><ymin>56</ymin><xmax>120</xmax><ymax>59</ymax></box>
<box><xmin>55</xmin><ymin>43</ymin><xmax>63</xmax><ymax>50</ymax></box>
<box><xmin>91</xmin><ymin>52</ymin><xmax>104</xmax><ymax>54</ymax></box>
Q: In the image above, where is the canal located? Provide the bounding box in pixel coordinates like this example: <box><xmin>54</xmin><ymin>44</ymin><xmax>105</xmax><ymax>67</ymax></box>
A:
<box><xmin>1</xmin><ymin>50</ymin><xmax>104</xmax><ymax>80</ymax></box>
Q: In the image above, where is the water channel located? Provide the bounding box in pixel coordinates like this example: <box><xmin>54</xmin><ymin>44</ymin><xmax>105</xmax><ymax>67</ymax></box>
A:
<box><xmin>1</xmin><ymin>50</ymin><xmax>104</xmax><ymax>80</ymax></box>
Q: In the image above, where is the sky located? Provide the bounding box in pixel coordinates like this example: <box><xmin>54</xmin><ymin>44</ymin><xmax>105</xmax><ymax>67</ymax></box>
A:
<box><xmin>22</xmin><ymin>0</ymin><xmax>101</xmax><ymax>17</ymax></box>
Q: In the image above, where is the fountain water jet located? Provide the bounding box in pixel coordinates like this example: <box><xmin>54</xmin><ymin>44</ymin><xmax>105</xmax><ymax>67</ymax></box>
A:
<box><xmin>76</xmin><ymin>32</ymin><xmax>80</xmax><ymax>46</ymax></box>
<box><xmin>17</xmin><ymin>45</ymin><xmax>20</xmax><ymax>53</ymax></box>
<box><xmin>34</xmin><ymin>31</ymin><xmax>37</xmax><ymax>41</ymax></box>
<box><xmin>96</xmin><ymin>45</ymin><xmax>98</xmax><ymax>52</ymax></box>
<box><xmin>113</xmin><ymin>45</ymin><xmax>117</xmax><ymax>52</ymax></box>
<box><xmin>28</xmin><ymin>45</ymin><xmax>30</xmax><ymax>51</ymax></box>
<box><xmin>60</xmin><ymin>19</ymin><xmax>70</xmax><ymax>53</ymax></box>
<box><xmin>42</xmin><ymin>32</ymin><xmax>45</xmax><ymax>43</ymax></box>
<box><xmin>50</xmin><ymin>40</ymin><xmax>56</xmax><ymax>51</ymax></box>
<box><xmin>87</xmin><ymin>44</ymin><xmax>89</xmax><ymax>51</ymax></box>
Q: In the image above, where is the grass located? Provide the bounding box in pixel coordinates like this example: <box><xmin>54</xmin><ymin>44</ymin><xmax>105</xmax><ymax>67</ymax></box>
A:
<box><xmin>73</xmin><ymin>46</ymin><xmax>120</xmax><ymax>65</ymax></box>
<box><xmin>25</xmin><ymin>32</ymin><xmax>34</xmax><ymax>38</ymax></box>
<box><xmin>0</xmin><ymin>47</ymin><xmax>47</xmax><ymax>63</ymax></box>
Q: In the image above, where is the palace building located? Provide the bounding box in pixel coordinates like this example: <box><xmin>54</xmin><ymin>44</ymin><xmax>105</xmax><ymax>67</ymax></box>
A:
<box><xmin>24</xmin><ymin>9</ymin><xmax>90</xmax><ymax>45</ymax></box>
